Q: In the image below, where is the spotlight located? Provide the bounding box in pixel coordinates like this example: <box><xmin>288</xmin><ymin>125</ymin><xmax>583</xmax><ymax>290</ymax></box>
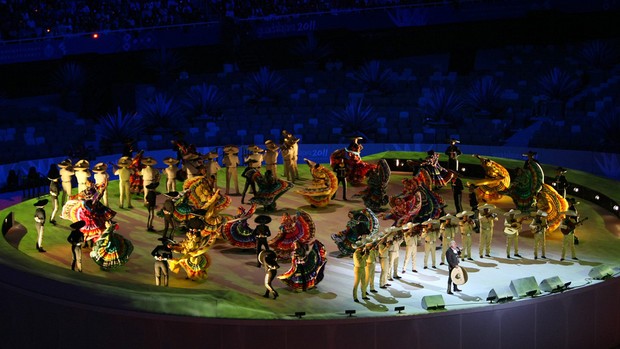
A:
<box><xmin>551</xmin><ymin>182</ymin><xmax>556</xmax><ymax>187</ymax></box>
<box><xmin>613</xmin><ymin>205</ymin><xmax>619</xmax><ymax>211</ymax></box>
<box><xmin>345</xmin><ymin>310</ymin><xmax>356</xmax><ymax>317</ymax></box>
<box><xmin>525</xmin><ymin>289</ymin><xmax>538</xmax><ymax>298</ymax></box>
<box><xmin>92</xmin><ymin>33</ymin><xmax>99</xmax><ymax>39</ymax></box>
<box><xmin>294</xmin><ymin>312</ymin><xmax>306</xmax><ymax>319</ymax></box>
<box><xmin>460</xmin><ymin>167</ymin><xmax>466</xmax><ymax>172</ymax></box>
<box><xmin>573</xmin><ymin>187</ymin><xmax>579</xmax><ymax>193</ymax></box>
<box><xmin>394</xmin><ymin>306</ymin><xmax>405</xmax><ymax>313</ymax></box>
<box><xmin>395</xmin><ymin>159</ymin><xmax>400</xmax><ymax>167</ymax></box>
<box><xmin>595</xmin><ymin>195</ymin><xmax>600</xmax><ymax>200</ymax></box>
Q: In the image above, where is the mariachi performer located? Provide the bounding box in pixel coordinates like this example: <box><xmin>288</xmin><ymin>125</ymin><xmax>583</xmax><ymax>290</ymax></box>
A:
<box><xmin>259</xmin><ymin>249</ymin><xmax>280</xmax><ymax>299</ymax></box>
<box><xmin>114</xmin><ymin>156</ymin><xmax>133</xmax><ymax>209</ymax></box>
<box><xmin>61</xmin><ymin>179</ymin><xmax>116</xmax><ymax>243</ymax></box>
<box><xmin>560</xmin><ymin>210</ymin><xmax>585</xmax><ymax>261</ymax></box>
<box><xmin>90</xmin><ymin>220</ymin><xmax>134</xmax><ymax>270</ymax></box>
<box><xmin>553</xmin><ymin>166</ymin><xmax>569</xmax><ymax>198</ymax></box>
<box><xmin>205</xmin><ymin>151</ymin><xmax>221</xmax><ymax>190</ymax></box>
<box><xmin>73</xmin><ymin>159</ymin><xmax>91</xmax><ymax>194</ymax></box>
<box><xmin>446</xmin><ymin>240</ymin><xmax>463</xmax><ymax>295</ymax></box>
<box><xmin>151</xmin><ymin>237</ymin><xmax>175</xmax><ymax>286</ymax></box>
<box><xmin>278</xmin><ymin>239</ymin><xmax>327</xmax><ymax>292</ymax></box>
<box><xmin>222</xmin><ymin>145</ymin><xmax>241</xmax><ymax>195</ymax></box>
<box><xmin>163</xmin><ymin>157</ymin><xmax>180</xmax><ymax>193</ymax></box>
<box><xmin>504</xmin><ymin>209</ymin><xmax>524</xmax><ymax>258</ymax></box>
<box><xmin>145</xmin><ymin>182</ymin><xmax>160</xmax><ymax>232</ymax></box>
<box><xmin>530</xmin><ymin>209</ymin><xmax>548</xmax><ymax>259</ymax></box>
<box><xmin>456</xmin><ymin>210</ymin><xmax>476</xmax><ymax>260</ymax></box>
<box><xmin>241</xmin><ymin>145</ymin><xmax>264</xmax><ymax>204</ymax></box>
<box><xmin>58</xmin><ymin>159</ymin><xmax>74</xmax><ymax>205</ymax></box>
<box><xmin>141</xmin><ymin>157</ymin><xmax>160</xmax><ymax>204</ymax></box>
<box><xmin>67</xmin><ymin>220</ymin><xmax>86</xmax><ymax>272</ymax></box>
<box><xmin>264</xmin><ymin>140</ymin><xmax>280</xmax><ymax>180</ymax></box>
<box><xmin>159</xmin><ymin>191</ymin><xmax>179</xmax><ymax>241</ymax></box>
<box><xmin>92</xmin><ymin>163</ymin><xmax>109</xmax><ymax>207</ymax></box>
<box><xmin>33</xmin><ymin>198</ymin><xmax>48</xmax><ymax>252</ymax></box>
<box><xmin>444</xmin><ymin>138</ymin><xmax>462</xmax><ymax>172</ymax></box>
<box><xmin>253</xmin><ymin>214</ymin><xmax>272</xmax><ymax>267</ymax></box>
<box><xmin>47</xmin><ymin>166</ymin><xmax>61</xmax><ymax>225</ymax></box>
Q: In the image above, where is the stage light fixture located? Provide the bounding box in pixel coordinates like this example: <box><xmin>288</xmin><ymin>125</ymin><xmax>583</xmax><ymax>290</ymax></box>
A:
<box><xmin>551</xmin><ymin>182</ymin><xmax>556</xmax><ymax>187</ymax></box>
<box><xmin>525</xmin><ymin>289</ymin><xmax>538</xmax><ymax>297</ymax></box>
<box><xmin>345</xmin><ymin>309</ymin><xmax>356</xmax><ymax>317</ymax></box>
<box><xmin>394</xmin><ymin>306</ymin><xmax>405</xmax><ymax>313</ymax></box>
<box><xmin>395</xmin><ymin>159</ymin><xmax>400</xmax><ymax>167</ymax></box>
<box><xmin>613</xmin><ymin>205</ymin><xmax>619</xmax><ymax>211</ymax></box>
<box><xmin>487</xmin><ymin>287</ymin><xmax>514</xmax><ymax>303</ymax></box>
<box><xmin>294</xmin><ymin>312</ymin><xmax>306</xmax><ymax>319</ymax></box>
<box><xmin>573</xmin><ymin>187</ymin><xmax>579</xmax><ymax>193</ymax></box>
<box><xmin>595</xmin><ymin>195</ymin><xmax>600</xmax><ymax>200</ymax></box>
<box><xmin>460</xmin><ymin>167</ymin><xmax>466</xmax><ymax>172</ymax></box>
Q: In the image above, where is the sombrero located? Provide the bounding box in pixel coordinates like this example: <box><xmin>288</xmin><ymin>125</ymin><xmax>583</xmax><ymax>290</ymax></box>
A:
<box><xmin>57</xmin><ymin>159</ymin><xmax>72</xmax><ymax>168</ymax></box>
<box><xmin>117</xmin><ymin>157</ymin><xmax>131</xmax><ymax>168</ymax></box>
<box><xmin>74</xmin><ymin>159</ymin><xmax>90</xmax><ymax>170</ymax></box>
<box><xmin>264</xmin><ymin>140</ymin><xmax>280</xmax><ymax>151</ymax></box>
<box><xmin>187</xmin><ymin>217</ymin><xmax>206</xmax><ymax>230</ymax></box>
<box><xmin>456</xmin><ymin>210</ymin><xmax>474</xmax><ymax>218</ymax></box>
<box><xmin>562</xmin><ymin>210</ymin><xmax>578</xmax><ymax>217</ymax></box>
<box><xmin>145</xmin><ymin>182</ymin><xmax>159</xmax><ymax>190</ymax></box>
<box><xmin>92</xmin><ymin>162</ymin><xmax>108</xmax><ymax>173</ymax></box>
<box><xmin>254</xmin><ymin>215</ymin><xmax>272</xmax><ymax>224</ymax></box>
<box><xmin>70</xmin><ymin>220</ymin><xmax>86</xmax><ymax>229</ymax></box>
<box><xmin>535</xmin><ymin>210</ymin><xmax>548</xmax><ymax>217</ymax></box>
<box><xmin>479</xmin><ymin>203</ymin><xmax>496</xmax><ymax>210</ymax></box>
<box><xmin>141</xmin><ymin>157</ymin><xmax>157</xmax><ymax>166</ymax></box>
<box><xmin>556</xmin><ymin>166</ymin><xmax>567</xmax><ymax>173</ymax></box>
<box><xmin>423</xmin><ymin>218</ymin><xmax>439</xmax><ymax>225</ymax></box>
<box><xmin>440</xmin><ymin>213</ymin><xmax>454</xmax><ymax>221</ymax></box>
<box><xmin>223</xmin><ymin>145</ymin><xmax>239</xmax><ymax>154</ymax></box>
<box><xmin>258</xmin><ymin>249</ymin><xmax>278</xmax><ymax>266</ymax></box>
<box><xmin>157</xmin><ymin>237</ymin><xmax>176</xmax><ymax>244</ymax></box>
<box><xmin>183</xmin><ymin>153</ymin><xmax>200</xmax><ymax>161</ymax></box>
<box><xmin>163</xmin><ymin>191</ymin><xmax>179</xmax><ymax>199</ymax></box>
<box><xmin>522</xmin><ymin>150</ymin><xmax>537</xmax><ymax>157</ymax></box>
<box><xmin>504</xmin><ymin>209</ymin><xmax>521</xmax><ymax>216</ymax></box>
<box><xmin>449</xmin><ymin>138</ymin><xmax>460</xmax><ymax>144</ymax></box>
<box><xmin>206</xmin><ymin>151</ymin><xmax>219</xmax><ymax>159</ymax></box>
<box><xmin>33</xmin><ymin>199</ymin><xmax>49</xmax><ymax>207</ymax></box>
<box><xmin>451</xmin><ymin>266</ymin><xmax>469</xmax><ymax>285</ymax></box>
<box><xmin>163</xmin><ymin>157</ymin><xmax>180</xmax><ymax>166</ymax></box>
<box><xmin>247</xmin><ymin>145</ymin><xmax>264</xmax><ymax>153</ymax></box>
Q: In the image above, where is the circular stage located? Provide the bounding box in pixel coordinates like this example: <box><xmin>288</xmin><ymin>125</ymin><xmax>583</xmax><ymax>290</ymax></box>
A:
<box><xmin>1</xmin><ymin>155</ymin><xmax>619</xmax><ymax>348</ymax></box>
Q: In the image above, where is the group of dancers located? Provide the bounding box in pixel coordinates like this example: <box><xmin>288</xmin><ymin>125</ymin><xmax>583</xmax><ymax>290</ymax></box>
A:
<box><xmin>31</xmin><ymin>134</ymin><xmax>587</xmax><ymax>302</ymax></box>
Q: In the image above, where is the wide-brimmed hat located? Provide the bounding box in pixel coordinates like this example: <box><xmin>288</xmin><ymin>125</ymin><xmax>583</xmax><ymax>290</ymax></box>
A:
<box><xmin>426</xmin><ymin>150</ymin><xmax>436</xmax><ymax>155</ymax></box>
<box><xmin>562</xmin><ymin>210</ymin><xmax>578</xmax><ymax>217</ymax></box>
<box><xmin>535</xmin><ymin>210</ymin><xmax>548</xmax><ymax>217</ymax></box>
<box><xmin>157</xmin><ymin>237</ymin><xmax>176</xmax><ymax>245</ymax></box>
<box><xmin>186</xmin><ymin>217</ymin><xmax>205</xmax><ymax>230</ymax></box>
<box><xmin>254</xmin><ymin>214</ymin><xmax>272</xmax><ymax>224</ymax></box>
<box><xmin>163</xmin><ymin>157</ymin><xmax>180</xmax><ymax>166</ymax></box>
<box><xmin>145</xmin><ymin>182</ymin><xmax>159</xmax><ymax>190</ymax></box>
<box><xmin>74</xmin><ymin>159</ymin><xmax>90</xmax><ymax>170</ymax></box>
<box><xmin>556</xmin><ymin>166</ymin><xmax>567</xmax><ymax>173</ymax></box>
<box><xmin>33</xmin><ymin>199</ymin><xmax>48</xmax><ymax>207</ymax></box>
<box><xmin>183</xmin><ymin>153</ymin><xmax>200</xmax><ymax>161</ymax></box>
<box><xmin>456</xmin><ymin>210</ymin><xmax>474</xmax><ymax>218</ymax></box>
<box><xmin>163</xmin><ymin>191</ymin><xmax>179</xmax><ymax>199</ymax></box>
<box><xmin>223</xmin><ymin>145</ymin><xmax>239</xmax><ymax>154</ymax></box>
<box><xmin>567</xmin><ymin>197</ymin><xmax>580</xmax><ymax>205</ymax></box>
<box><xmin>285</xmin><ymin>135</ymin><xmax>300</xmax><ymax>144</ymax></box>
<box><xmin>449</xmin><ymin>138</ymin><xmax>460</xmax><ymax>144</ymax></box>
<box><xmin>92</xmin><ymin>162</ymin><xmax>108</xmax><ymax>172</ymax></box>
<box><xmin>423</xmin><ymin>218</ymin><xmax>439</xmax><ymax>225</ymax></box>
<box><xmin>117</xmin><ymin>157</ymin><xmax>131</xmax><ymax>168</ymax></box>
<box><xmin>141</xmin><ymin>157</ymin><xmax>157</xmax><ymax>166</ymax></box>
<box><xmin>504</xmin><ymin>209</ymin><xmax>521</xmax><ymax>216</ymax></box>
<box><xmin>479</xmin><ymin>203</ymin><xmax>496</xmax><ymax>210</ymax></box>
<box><xmin>70</xmin><ymin>220</ymin><xmax>86</xmax><ymax>229</ymax></box>
<box><xmin>57</xmin><ymin>159</ymin><xmax>72</xmax><ymax>168</ymax></box>
<box><xmin>440</xmin><ymin>213</ymin><xmax>454</xmax><ymax>221</ymax></box>
<box><xmin>206</xmin><ymin>151</ymin><xmax>219</xmax><ymax>159</ymax></box>
<box><xmin>264</xmin><ymin>140</ymin><xmax>280</xmax><ymax>151</ymax></box>
<box><xmin>247</xmin><ymin>145</ymin><xmax>264</xmax><ymax>153</ymax></box>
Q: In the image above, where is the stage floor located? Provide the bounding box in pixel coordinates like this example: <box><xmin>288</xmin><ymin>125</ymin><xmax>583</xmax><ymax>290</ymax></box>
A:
<box><xmin>2</xmin><ymin>170</ymin><xmax>620</xmax><ymax>320</ymax></box>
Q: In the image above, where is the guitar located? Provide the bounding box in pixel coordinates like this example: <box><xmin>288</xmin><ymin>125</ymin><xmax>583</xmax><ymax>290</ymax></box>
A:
<box><xmin>560</xmin><ymin>217</ymin><xmax>588</xmax><ymax>235</ymax></box>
